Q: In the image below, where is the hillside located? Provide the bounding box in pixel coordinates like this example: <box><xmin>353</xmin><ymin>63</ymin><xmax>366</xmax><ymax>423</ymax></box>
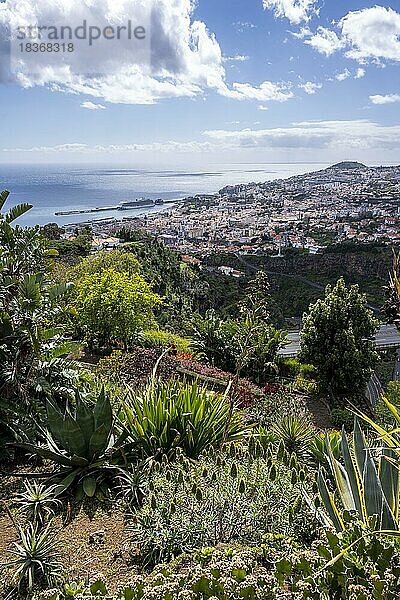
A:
<box><xmin>328</xmin><ymin>160</ymin><xmax>367</xmax><ymax>170</ymax></box>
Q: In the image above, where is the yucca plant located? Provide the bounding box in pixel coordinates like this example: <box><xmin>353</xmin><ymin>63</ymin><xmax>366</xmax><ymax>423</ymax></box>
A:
<box><xmin>19</xmin><ymin>389</ymin><xmax>119</xmax><ymax>497</ymax></box>
<box><xmin>271</xmin><ymin>416</ymin><xmax>315</xmax><ymax>460</ymax></box>
<box><xmin>15</xmin><ymin>481</ymin><xmax>62</xmax><ymax>528</ymax></box>
<box><xmin>119</xmin><ymin>379</ymin><xmax>250</xmax><ymax>460</ymax></box>
<box><xmin>5</xmin><ymin>523</ymin><xmax>62</xmax><ymax>592</ymax></box>
<box><xmin>317</xmin><ymin>418</ymin><xmax>400</xmax><ymax>533</ymax></box>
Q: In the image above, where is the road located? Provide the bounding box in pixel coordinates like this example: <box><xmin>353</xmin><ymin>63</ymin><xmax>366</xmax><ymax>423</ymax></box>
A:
<box><xmin>278</xmin><ymin>324</ymin><xmax>400</xmax><ymax>359</ymax></box>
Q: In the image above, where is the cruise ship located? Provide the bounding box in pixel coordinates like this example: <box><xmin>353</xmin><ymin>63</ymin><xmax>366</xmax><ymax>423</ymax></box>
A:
<box><xmin>118</xmin><ymin>198</ymin><xmax>156</xmax><ymax>210</ymax></box>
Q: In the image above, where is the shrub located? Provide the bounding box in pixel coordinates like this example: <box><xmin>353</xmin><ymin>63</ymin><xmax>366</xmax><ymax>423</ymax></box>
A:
<box><xmin>191</xmin><ymin>310</ymin><xmax>286</xmax><ymax>384</ymax></box>
<box><xmin>140</xmin><ymin>329</ymin><xmax>192</xmax><ymax>354</ymax></box>
<box><xmin>0</xmin><ymin>191</ymin><xmax>76</xmax><ymax>455</ymax></box>
<box><xmin>119</xmin><ymin>379</ymin><xmax>250</xmax><ymax>460</ymax></box>
<box><xmin>299</xmin><ymin>363</ymin><xmax>317</xmax><ymax>379</ymax></box>
<box><xmin>299</xmin><ymin>277</ymin><xmax>379</xmax><ymax>399</ymax></box>
<box><xmin>278</xmin><ymin>358</ymin><xmax>301</xmax><ymax>379</ymax></box>
<box><xmin>376</xmin><ymin>381</ymin><xmax>400</xmax><ymax>427</ymax></box>
<box><xmin>35</xmin><ymin>539</ymin><xmax>306</xmax><ymax>600</ymax></box>
<box><xmin>315</xmin><ymin>419</ymin><xmax>400</xmax><ymax>533</ymax></box>
<box><xmin>294</xmin><ymin>375</ymin><xmax>319</xmax><ymax>395</ymax></box>
<box><xmin>330</xmin><ymin>407</ymin><xmax>354</xmax><ymax>432</ymax></box>
<box><xmin>245</xmin><ymin>389</ymin><xmax>311</xmax><ymax>428</ymax></box>
<box><xmin>284</xmin><ymin>523</ymin><xmax>400</xmax><ymax>599</ymax></box>
<box><xmin>308</xmin><ymin>431</ymin><xmax>342</xmax><ymax>468</ymax></box>
<box><xmin>97</xmin><ymin>349</ymin><xmax>179</xmax><ymax>387</ymax></box>
<box><xmin>129</xmin><ymin>449</ymin><xmax>312</xmax><ymax>567</ymax></box>
<box><xmin>74</xmin><ymin>268</ymin><xmax>162</xmax><ymax>350</ymax></box>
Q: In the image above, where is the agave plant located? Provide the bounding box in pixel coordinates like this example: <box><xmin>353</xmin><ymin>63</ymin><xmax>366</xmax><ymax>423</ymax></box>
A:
<box><xmin>15</xmin><ymin>481</ymin><xmax>62</xmax><ymax>528</ymax></box>
<box><xmin>308</xmin><ymin>430</ymin><xmax>342</xmax><ymax>468</ymax></box>
<box><xmin>6</xmin><ymin>523</ymin><xmax>62</xmax><ymax>592</ymax></box>
<box><xmin>19</xmin><ymin>389</ymin><xmax>119</xmax><ymax>497</ymax></box>
<box><xmin>317</xmin><ymin>418</ymin><xmax>400</xmax><ymax>533</ymax></box>
<box><xmin>119</xmin><ymin>379</ymin><xmax>250</xmax><ymax>461</ymax></box>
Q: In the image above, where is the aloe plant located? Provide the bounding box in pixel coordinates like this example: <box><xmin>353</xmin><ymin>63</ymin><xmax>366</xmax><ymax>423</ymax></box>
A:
<box><xmin>317</xmin><ymin>418</ymin><xmax>400</xmax><ymax>532</ymax></box>
<box><xmin>15</xmin><ymin>481</ymin><xmax>62</xmax><ymax>528</ymax></box>
<box><xmin>19</xmin><ymin>389</ymin><xmax>118</xmax><ymax>497</ymax></box>
<box><xmin>6</xmin><ymin>523</ymin><xmax>62</xmax><ymax>592</ymax></box>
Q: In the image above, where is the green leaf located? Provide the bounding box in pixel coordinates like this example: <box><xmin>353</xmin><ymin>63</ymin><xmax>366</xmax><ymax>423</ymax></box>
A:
<box><xmin>42</xmin><ymin>341</ymin><xmax>82</xmax><ymax>361</ymax></box>
<box><xmin>326</xmin><ymin>434</ymin><xmax>356</xmax><ymax>512</ymax></box>
<box><xmin>89</xmin><ymin>424</ymin><xmax>110</xmax><ymax>459</ymax></box>
<box><xmin>5</xmin><ymin>203</ymin><xmax>32</xmax><ymax>223</ymax></box>
<box><xmin>46</xmin><ymin>400</ymin><xmax>66</xmax><ymax>444</ymax></box>
<box><xmin>0</xmin><ymin>189</ymin><xmax>10</xmax><ymax>211</ymax></box>
<box><xmin>363</xmin><ymin>449</ymin><xmax>397</xmax><ymax>531</ymax></box>
<box><xmin>380</xmin><ymin>446</ymin><xmax>400</xmax><ymax>520</ymax></box>
<box><xmin>17</xmin><ymin>442</ymin><xmax>73</xmax><ymax>468</ymax></box>
<box><xmin>76</xmin><ymin>398</ymin><xmax>95</xmax><ymax>443</ymax></box>
<box><xmin>83</xmin><ymin>476</ymin><xmax>97</xmax><ymax>497</ymax></box>
<box><xmin>341</xmin><ymin>427</ymin><xmax>363</xmax><ymax>517</ymax></box>
<box><xmin>48</xmin><ymin>282</ymin><xmax>74</xmax><ymax>302</ymax></box>
<box><xmin>20</xmin><ymin>274</ymin><xmax>42</xmax><ymax>309</ymax></box>
<box><xmin>94</xmin><ymin>388</ymin><xmax>113</xmax><ymax>432</ymax></box>
<box><xmin>353</xmin><ymin>418</ymin><xmax>367</xmax><ymax>479</ymax></box>
<box><xmin>54</xmin><ymin>469</ymin><xmax>80</xmax><ymax>496</ymax></box>
<box><xmin>317</xmin><ymin>468</ymin><xmax>344</xmax><ymax>532</ymax></box>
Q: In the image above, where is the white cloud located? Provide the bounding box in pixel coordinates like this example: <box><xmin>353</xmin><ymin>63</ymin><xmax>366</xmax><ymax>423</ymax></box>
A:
<box><xmin>290</xmin><ymin>26</ymin><xmax>312</xmax><ymax>39</ymax></box>
<box><xmin>5</xmin><ymin>120</ymin><xmax>400</xmax><ymax>157</ymax></box>
<box><xmin>233</xmin><ymin>22</ymin><xmax>257</xmax><ymax>32</ymax></box>
<box><xmin>222</xmin><ymin>81</ymin><xmax>293</xmax><ymax>102</ymax></box>
<box><xmin>203</xmin><ymin>120</ymin><xmax>400</xmax><ymax>150</ymax></box>
<box><xmin>262</xmin><ymin>0</ymin><xmax>318</xmax><ymax>25</ymax></box>
<box><xmin>305</xmin><ymin>27</ymin><xmax>344</xmax><ymax>56</ymax></box>
<box><xmin>299</xmin><ymin>81</ymin><xmax>322</xmax><ymax>94</ymax></box>
<box><xmin>0</xmin><ymin>0</ymin><xmax>288</xmax><ymax>105</ymax></box>
<box><xmin>341</xmin><ymin>6</ymin><xmax>400</xmax><ymax>62</ymax></box>
<box><xmin>81</xmin><ymin>101</ymin><xmax>106</xmax><ymax>110</ymax></box>
<box><xmin>335</xmin><ymin>69</ymin><xmax>351</xmax><ymax>81</ymax></box>
<box><xmin>355</xmin><ymin>68</ymin><xmax>365</xmax><ymax>79</ymax></box>
<box><xmin>4</xmin><ymin>141</ymin><xmax>217</xmax><ymax>154</ymax></box>
<box><xmin>370</xmin><ymin>94</ymin><xmax>400</xmax><ymax>105</ymax></box>
<box><xmin>223</xmin><ymin>55</ymin><xmax>249</xmax><ymax>62</ymax></box>
<box><xmin>258</xmin><ymin>105</ymin><xmax>269</xmax><ymax>111</ymax></box>
<box><xmin>304</xmin><ymin>6</ymin><xmax>400</xmax><ymax>63</ymax></box>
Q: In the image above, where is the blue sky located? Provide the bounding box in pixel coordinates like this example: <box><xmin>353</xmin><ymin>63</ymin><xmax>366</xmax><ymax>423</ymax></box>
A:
<box><xmin>0</xmin><ymin>0</ymin><xmax>399</xmax><ymax>166</ymax></box>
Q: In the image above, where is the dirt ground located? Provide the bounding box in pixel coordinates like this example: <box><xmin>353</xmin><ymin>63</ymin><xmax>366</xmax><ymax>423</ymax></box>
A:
<box><xmin>0</xmin><ymin>485</ymin><xmax>136</xmax><ymax>594</ymax></box>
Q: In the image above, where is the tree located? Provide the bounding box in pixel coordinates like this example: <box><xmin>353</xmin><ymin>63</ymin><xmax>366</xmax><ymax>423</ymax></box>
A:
<box><xmin>191</xmin><ymin>273</ymin><xmax>287</xmax><ymax>384</ymax></box>
<box><xmin>40</xmin><ymin>223</ymin><xmax>65</xmax><ymax>240</ymax></box>
<box><xmin>385</xmin><ymin>252</ymin><xmax>400</xmax><ymax>332</ymax></box>
<box><xmin>73</xmin><ymin>249</ymin><xmax>140</xmax><ymax>279</ymax></box>
<box><xmin>299</xmin><ymin>278</ymin><xmax>379</xmax><ymax>400</ymax></box>
<box><xmin>74</xmin><ymin>268</ymin><xmax>162</xmax><ymax>349</ymax></box>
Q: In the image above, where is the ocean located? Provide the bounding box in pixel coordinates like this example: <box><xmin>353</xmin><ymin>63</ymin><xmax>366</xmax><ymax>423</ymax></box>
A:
<box><xmin>0</xmin><ymin>162</ymin><xmax>331</xmax><ymax>228</ymax></box>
